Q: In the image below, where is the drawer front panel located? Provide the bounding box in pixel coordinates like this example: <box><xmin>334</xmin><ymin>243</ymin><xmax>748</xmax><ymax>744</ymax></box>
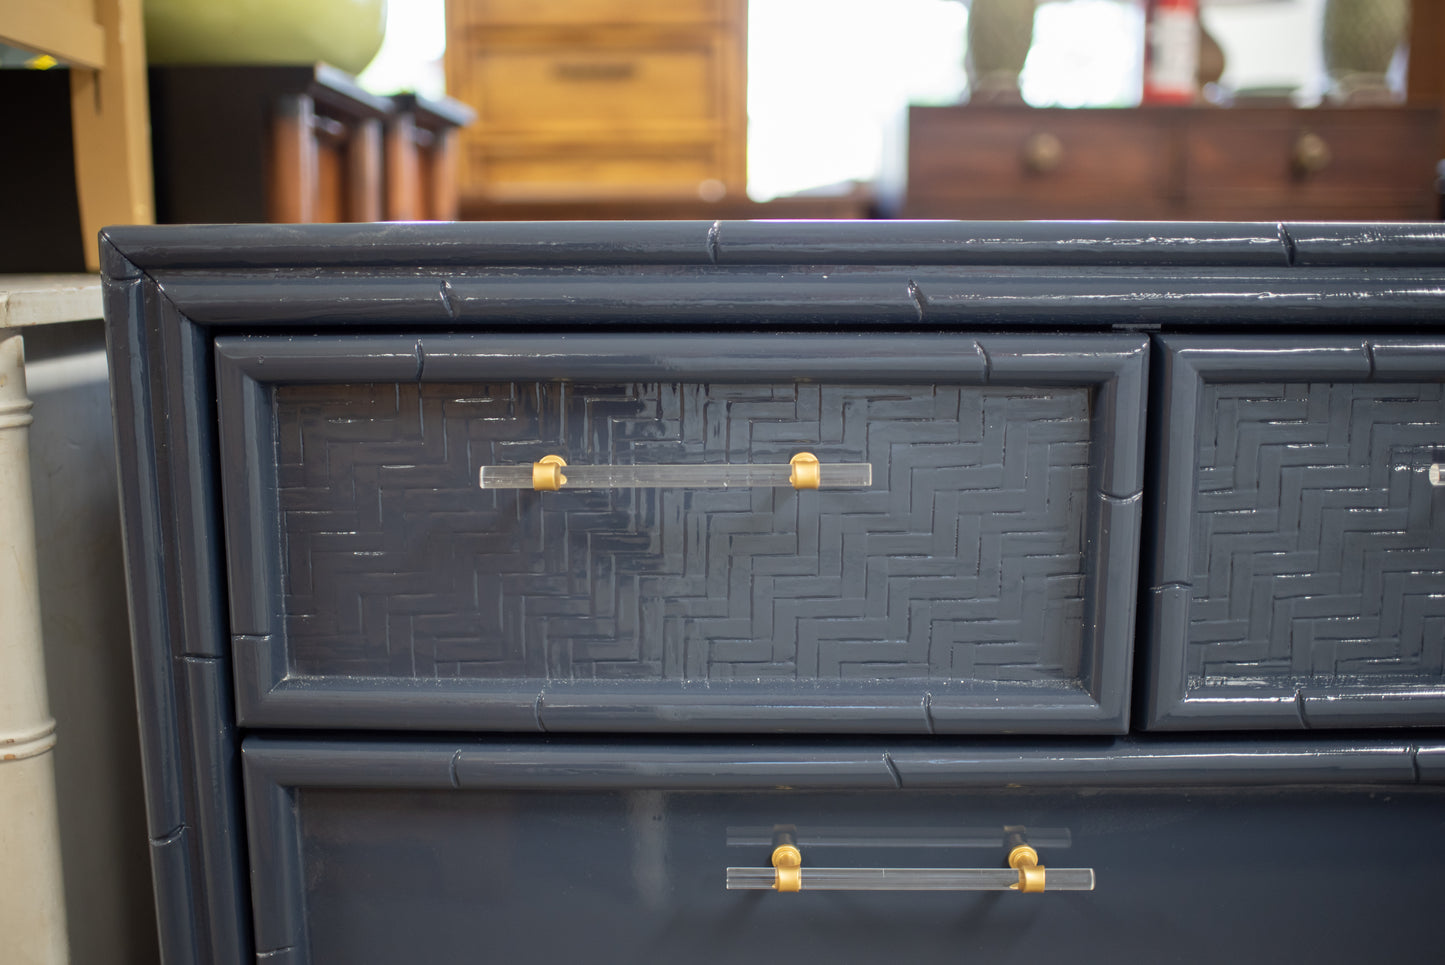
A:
<box><xmin>470</xmin><ymin>140</ymin><xmax>724</xmax><ymax>198</ymax></box>
<box><xmin>243</xmin><ymin>738</ymin><xmax>1445</xmax><ymax>965</ymax></box>
<box><xmin>216</xmin><ymin>334</ymin><xmax>1147</xmax><ymax>733</ymax></box>
<box><xmin>904</xmin><ymin>108</ymin><xmax>1171</xmax><ymax>218</ymax></box>
<box><xmin>1143</xmin><ymin>336</ymin><xmax>1445</xmax><ymax>729</ymax></box>
<box><xmin>461</xmin><ymin>45</ymin><xmax>721</xmax><ymax>132</ymax></box>
<box><xmin>1182</xmin><ymin>110</ymin><xmax>1437</xmax><ymax>217</ymax></box>
<box><xmin>451</xmin><ymin>0</ymin><xmax>728</xmax><ymax>27</ymax></box>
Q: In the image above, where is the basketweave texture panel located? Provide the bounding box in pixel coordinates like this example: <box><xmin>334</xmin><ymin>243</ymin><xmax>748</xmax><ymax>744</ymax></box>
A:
<box><xmin>1187</xmin><ymin>380</ymin><xmax>1445</xmax><ymax>688</ymax></box>
<box><xmin>274</xmin><ymin>380</ymin><xmax>1094</xmax><ymax>685</ymax></box>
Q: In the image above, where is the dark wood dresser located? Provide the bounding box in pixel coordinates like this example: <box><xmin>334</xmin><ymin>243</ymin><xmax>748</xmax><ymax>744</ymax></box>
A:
<box><xmin>905</xmin><ymin>106</ymin><xmax>1441</xmax><ymax>220</ymax></box>
<box><xmin>103</xmin><ymin>221</ymin><xmax>1445</xmax><ymax>965</ymax></box>
<box><xmin>147</xmin><ymin>65</ymin><xmax>472</xmax><ymax>226</ymax></box>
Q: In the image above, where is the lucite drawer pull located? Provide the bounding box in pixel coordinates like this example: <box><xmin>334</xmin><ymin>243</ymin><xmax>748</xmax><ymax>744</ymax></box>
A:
<box><xmin>479</xmin><ymin>452</ymin><xmax>873</xmax><ymax>492</ymax></box>
<box><xmin>1431</xmin><ymin>464</ymin><xmax>1443</xmax><ymax>487</ymax></box>
<box><xmin>726</xmin><ymin>844</ymin><xmax>1095</xmax><ymax>894</ymax></box>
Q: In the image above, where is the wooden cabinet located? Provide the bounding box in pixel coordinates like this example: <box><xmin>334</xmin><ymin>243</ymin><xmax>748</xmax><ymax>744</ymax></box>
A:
<box><xmin>148</xmin><ymin>66</ymin><xmax>472</xmax><ymax>226</ymax></box>
<box><xmin>444</xmin><ymin>0</ymin><xmax>747</xmax><ymax>204</ymax></box>
<box><xmin>905</xmin><ymin>106</ymin><xmax>1441</xmax><ymax>220</ymax></box>
<box><xmin>384</xmin><ymin>94</ymin><xmax>475</xmax><ymax>221</ymax></box>
<box><xmin>149</xmin><ymin>66</ymin><xmax>391</xmax><ymax>225</ymax></box>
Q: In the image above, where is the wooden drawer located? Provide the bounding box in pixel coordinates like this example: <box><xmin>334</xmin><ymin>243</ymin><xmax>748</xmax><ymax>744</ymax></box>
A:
<box><xmin>449</xmin><ymin>0</ymin><xmax>727</xmax><ymax>27</ymax></box>
<box><xmin>469</xmin><ymin>139</ymin><xmax>727</xmax><ymax>198</ymax></box>
<box><xmin>215</xmin><ymin>333</ymin><xmax>1147</xmax><ymax>735</ymax></box>
<box><xmin>904</xmin><ymin>106</ymin><xmax>1440</xmax><ymax>221</ymax></box>
<box><xmin>242</xmin><ymin>737</ymin><xmax>1445</xmax><ymax>965</ymax></box>
<box><xmin>457</xmin><ymin>42</ymin><xmax>722</xmax><ymax>134</ymax></box>
<box><xmin>904</xmin><ymin>108</ymin><xmax>1174</xmax><ymax>219</ymax></box>
<box><xmin>443</xmin><ymin>0</ymin><xmax>746</xmax><ymax>200</ymax></box>
<box><xmin>1143</xmin><ymin>336</ymin><xmax>1445</xmax><ymax>730</ymax></box>
<box><xmin>1182</xmin><ymin>109</ymin><xmax>1438</xmax><ymax>220</ymax></box>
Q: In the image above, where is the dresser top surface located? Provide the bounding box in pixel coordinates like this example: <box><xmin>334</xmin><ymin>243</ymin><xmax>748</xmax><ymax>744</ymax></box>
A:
<box><xmin>100</xmin><ymin>219</ymin><xmax>1445</xmax><ymax>272</ymax></box>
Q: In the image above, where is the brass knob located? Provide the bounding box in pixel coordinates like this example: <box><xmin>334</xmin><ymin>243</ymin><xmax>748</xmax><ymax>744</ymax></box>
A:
<box><xmin>1292</xmin><ymin>132</ymin><xmax>1332</xmax><ymax>177</ymax></box>
<box><xmin>1022</xmin><ymin>132</ymin><xmax>1064</xmax><ymax>174</ymax></box>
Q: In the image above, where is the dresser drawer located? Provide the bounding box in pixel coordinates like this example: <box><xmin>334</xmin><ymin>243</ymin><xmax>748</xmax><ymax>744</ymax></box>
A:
<box><xmin>1182</xmin><ymin>110</ymin><xmax>1438</xmax><ymax>220</ymax></box>
<box><xmin>1143</xmin><ymin>336</ymin><xmax>1445</xmax><ymax>729</ymax></box>
<box><xmin>242</xmin><ymin>737</ymin><xmax>1445</xmax><ymax>965</ymax></box>
<box><xmin>450</xmin><ymin>0</ymin><xmax>728</xmax><ymax>27</ymax></box>
<box><xmin>469</xmin><ymin>138</ymin><xmax>726</xmax><ymax>199</ymax></box>
<box><xmin>457</xmin><ymin>42</ymin><xmax>723</xmax><ymax>134</ymax></box>
<box><xmin>904</xmin><ymin>108</ymin><xmax>1173</xmax><ymax>219</ymax></box>
<box><xmin>216</xmin><ymin>333</ymin><xmax>1147</xmax><ymax>734</ymax></box>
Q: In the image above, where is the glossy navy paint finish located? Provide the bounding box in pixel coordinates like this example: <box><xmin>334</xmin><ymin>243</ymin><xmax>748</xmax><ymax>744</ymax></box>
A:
<box><xmin>214</xmin><ymin>333</ymin><xmax>1146</xmax><ymax>735</ymax></box>
<box><xmin>1143</xmin><ymin>336</ymin><xmax>1445</xmax><ymax>730</ymax></box>
<box><xmin>99</xmin><ymin>222</ymin><xmax>1445</xmax><ymax>965</ymax></box>
<box><xmin>242</xmin><ymin>738</ymin><xmax>1445</xmax><ymax>965</ymax></box>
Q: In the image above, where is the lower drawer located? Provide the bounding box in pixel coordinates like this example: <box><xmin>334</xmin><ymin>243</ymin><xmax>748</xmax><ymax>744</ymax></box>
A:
<box><xmin>468</xmin><ymin>138</ymin><xmax>727</xmax><ymax>199</ymax></box>
<box><xmin>243</xmin><ymin>738</ymin><xmax>1445</xmax><ymax>965</ymax></box>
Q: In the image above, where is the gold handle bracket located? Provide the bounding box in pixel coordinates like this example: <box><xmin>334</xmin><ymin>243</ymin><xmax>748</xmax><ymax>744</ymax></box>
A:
<box><xmin>1008</xmin><ymin>844</ymin><xmax>1046</xmax><ymax>893</ymax></box>
<box><xmin>532</xmin><ymin>455</ymin><xmax>567</xmax><ymax>491</ymax></box>
<box><xmin>771</xmin><ymin>844</ymin><xmax>802</xmax><ymax>893</ymax></box>
<box><xmin>789</xmin><ymin>452</ymin><xmax>821</xmax><ymax>491</ymax></box>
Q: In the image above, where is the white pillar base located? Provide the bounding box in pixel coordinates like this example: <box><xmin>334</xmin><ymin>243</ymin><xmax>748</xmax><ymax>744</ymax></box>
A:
<box><xmin>0</xmin><ymin>332</ymin><xmax>70</xmax><ymax>965</ymax></box>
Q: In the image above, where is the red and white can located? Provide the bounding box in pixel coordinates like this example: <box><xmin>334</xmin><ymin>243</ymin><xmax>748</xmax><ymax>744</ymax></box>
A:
<box><xmin>1143</xmin><ymin>0</ymin><xmax>1199</xmax><ymax>104</ymax></box>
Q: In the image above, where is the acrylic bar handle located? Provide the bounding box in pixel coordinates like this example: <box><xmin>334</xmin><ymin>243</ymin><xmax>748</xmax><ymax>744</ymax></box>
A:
<box><xmin>1432</xmin><ymin>464</ymin><xmax>1443</xmax><ymax>487</ymax></box>
<box><xmin>727</xmin><ymin>843</ymin><xmax>1091</xmax><ymax>894</ymax></box>
<box><xmin>479</xmin><ymin>453</ymin><xmax>872</xmax><ymax>491</ymax></box>
<box><xmin>725</xmin><ymin>867</ymin><xmax>1096</xmax><ymax>891</ymax></box>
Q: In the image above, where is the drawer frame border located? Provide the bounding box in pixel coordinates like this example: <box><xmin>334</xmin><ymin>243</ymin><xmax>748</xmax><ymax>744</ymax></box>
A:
<box><xmin>1142</xmin><ymin>335</ymin><xmax>1445</xmax><ymax>730</ymax></box>
<box><xmin>241</xmin><ymin>735</ymin><xmax>1445</xmax><ymax>963</ymax></box>
<box><xmin>214</xmin><ymin>331</ymin><xmax>1148</xmax><ymax>736</ymax></box>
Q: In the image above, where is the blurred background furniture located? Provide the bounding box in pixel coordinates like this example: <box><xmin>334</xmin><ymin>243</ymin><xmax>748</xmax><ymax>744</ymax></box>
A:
<box><xmin>0</xmin><ymin>0</ymin><xmax>154</xmax><ymax>271</ymax></box>
<box><xmin>385</xmin><ymin>93</ymin><xmax>476</xmax><ymax>221</ymax></box>
<box><xmin>903</xmin><ymin>103</ymin><xmax>1439</xmax><ymax>219</ymax></box>
<box><xmin>444</xmin><ymin>0</ymin><xmax>748</xmax><ymax>208</ymax></box>
<box><xmin>148</xmin><ymin>65</ymin><xmax>472</xmax><ymax>225</ymax></box>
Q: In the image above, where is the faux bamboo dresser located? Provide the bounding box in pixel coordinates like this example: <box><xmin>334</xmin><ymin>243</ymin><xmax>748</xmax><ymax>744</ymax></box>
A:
<box><xmin>103</xmin><ymin>221</ymin><xmax>1445</xmax><ymax>965</ymax></box>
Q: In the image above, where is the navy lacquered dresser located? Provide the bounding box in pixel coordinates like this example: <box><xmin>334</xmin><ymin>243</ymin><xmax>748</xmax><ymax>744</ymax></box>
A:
<box><xmin>103</xmin><ymin>222</ymin><xmax>1445</xmax><ymax>965</ymax></box>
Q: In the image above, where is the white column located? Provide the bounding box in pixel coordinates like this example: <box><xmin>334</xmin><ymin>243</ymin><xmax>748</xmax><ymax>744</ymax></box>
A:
<box><xmin>0</xmin><ymin>332</ymin><xmax>70</xmax><ymax>965</ymax></box>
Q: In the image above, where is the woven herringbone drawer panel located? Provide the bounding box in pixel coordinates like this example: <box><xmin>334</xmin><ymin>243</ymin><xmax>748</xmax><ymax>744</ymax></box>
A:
<box><xmin>1145</xmin><ymin>336</ymin><xmax>1445</xmax><ymax>729</ymax></box>
<box><xmin>275</xmin><ymin>379</ymin><xmax>1092</xmax><ymax>681</ymax></box>
<box><xmin>216</xmin><ymin>333</ymin><xmax>1146</xmax><ymax>732</ymax></box>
